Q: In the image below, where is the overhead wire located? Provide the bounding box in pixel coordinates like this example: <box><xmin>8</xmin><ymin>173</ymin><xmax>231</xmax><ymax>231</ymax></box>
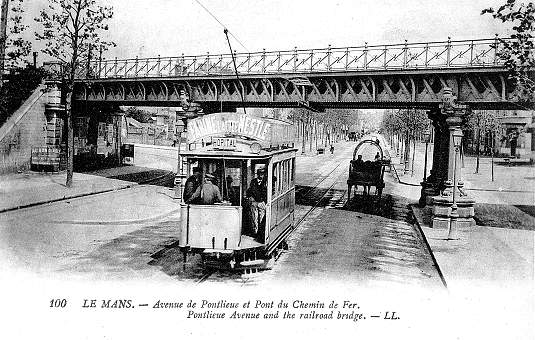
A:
<box><xmin>192</xmin><ymin>0</ymin><xmax>249</xmax><ymax>52</ymax></box>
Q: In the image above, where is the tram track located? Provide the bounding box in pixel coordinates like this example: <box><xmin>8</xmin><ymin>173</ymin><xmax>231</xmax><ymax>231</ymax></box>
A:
<box><xmin>195</xmin><ymin>160</ymin><xmax>348</xmax><ymax>284</ymax></box>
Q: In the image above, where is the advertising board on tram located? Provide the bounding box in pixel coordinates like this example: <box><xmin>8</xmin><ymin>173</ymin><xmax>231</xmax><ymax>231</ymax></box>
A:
<box><xmin>187</xmin><ymin>112</ymin><xmax>294</xmax><ymax>148</ymax></box>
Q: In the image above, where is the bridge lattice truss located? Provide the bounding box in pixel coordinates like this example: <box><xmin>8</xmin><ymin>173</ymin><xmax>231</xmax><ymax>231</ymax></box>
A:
<box><xmin>71</xmin><ymin>38</ymin><xmax>527</xmax><ymax>110</ymax></box>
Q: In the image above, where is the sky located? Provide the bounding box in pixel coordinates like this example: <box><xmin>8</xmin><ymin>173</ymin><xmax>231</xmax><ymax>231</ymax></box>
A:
<box><xmin>25</xmin><ymin>0</ymin><xmax>513</xmax><ymax>61</ymax></box>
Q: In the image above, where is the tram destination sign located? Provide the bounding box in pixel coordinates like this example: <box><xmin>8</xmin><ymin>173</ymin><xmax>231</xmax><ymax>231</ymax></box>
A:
<box><xmin>187</xmin><ymin>113</ymin><xmax>294</xmax><ymax>146</ymax></box>
<box><xmin>213</xmin><ymin>137</ymin><xmax>236</xmax><ymax>149</ymax></box>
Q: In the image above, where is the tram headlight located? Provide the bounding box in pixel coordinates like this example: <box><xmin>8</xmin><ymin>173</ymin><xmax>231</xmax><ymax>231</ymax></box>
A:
<box><xmin>250</xmin><ymin>143</ymin><xmax>261</xmax><ymax>154</ymax></box>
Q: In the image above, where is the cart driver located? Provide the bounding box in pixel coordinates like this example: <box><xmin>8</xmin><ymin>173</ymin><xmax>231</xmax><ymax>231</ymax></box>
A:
<box><xmin>246</xmin><ymin>167</ymin><xmax>267</xmax><ymax>237</ymax></box>
<box><xmin>356</xmin><ymin>154</ymin><xmax>364</xmax><ymax>164</ymax></box>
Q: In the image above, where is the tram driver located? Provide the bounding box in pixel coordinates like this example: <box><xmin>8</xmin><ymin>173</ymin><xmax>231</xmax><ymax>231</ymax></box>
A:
<box><xmin>246</xmin><ymin>167</ymin><xmax>267</xmax><ymax>238</ymax></box>
<box><xmin>184</xmin><ymin>166</ymin><xmax>202</xmax><ymax>203</ymax></box>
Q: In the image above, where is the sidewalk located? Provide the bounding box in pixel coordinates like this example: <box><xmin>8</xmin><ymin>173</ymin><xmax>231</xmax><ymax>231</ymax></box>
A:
<box><xmin>0</xmin><ymin>138</ymin><xmax>345</xmax><ymax>214</ymax></box>
<box><xmin>412</xmin><ymin>206</ymin><xmax>534</xmax><ymax>291</ymax></box>
<box><xmin>383</xmin><ymin>136</ymin><xmax>534</xmax><ymax>291</ymax></box>
<box><xmin>386</xmin><ymin>141</ymin><xmax>535</xmax><ymax>201</ymax></box>
<box><xmin>0</xmin><ymin>171</ymin><xmax>136</xmax><ymax>212</ymax></box>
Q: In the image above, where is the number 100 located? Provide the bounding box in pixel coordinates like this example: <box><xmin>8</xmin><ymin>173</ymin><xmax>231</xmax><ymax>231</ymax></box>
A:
<box><xmin>50</xmin><ymin>298</ymin><xmax>67</xmax><ymax>308</ymax></box>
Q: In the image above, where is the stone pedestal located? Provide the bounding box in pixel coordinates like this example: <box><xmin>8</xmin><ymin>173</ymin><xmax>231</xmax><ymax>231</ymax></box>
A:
<box><xmin>431</xmin><ymin>181</ymin><xmax>475</xmax><ymax>229</ymax></box>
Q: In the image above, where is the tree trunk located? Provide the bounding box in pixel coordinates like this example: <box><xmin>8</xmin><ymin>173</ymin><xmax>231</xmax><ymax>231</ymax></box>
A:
<box><xmin>475</xmin><ymin>127</ymin><xmax>481</xmax><ymax>174</ymax></box>
<box><xmin>301</xmin><ymin>120</ymin><xmax>305</xmax><ymax>154</ymax></box>
<box><xmin>411</xmin><ymin>136</ymin><xmax>416</xmax><ymax>176</ymax></box>
<box><xmin>65</xmin><ymin>86</ymin><xmax>74</xmax><ymax>188</ymax></box>
<box><xmin>404</xmin><ymin>130</ymin><xmax>410</xmax><ymax>173</ymax></box>
<box><xmin>314</xmin><ymin>120</ymin><xmax>318</xmax><ymax>151</ymax></box>
<box><xmin>491</xmin><ymin>131</ymin><xmax>495</xmax><ymax>181</ymax></box>
<box><xmin>0</xmin><ymin>0</ymin><xmax>9</xmax><ymax>83</ymax></box>
<box><xmin>308</xmin><ymin>117</ymin><xmax>313</xmax><ymax>152</ymax></box>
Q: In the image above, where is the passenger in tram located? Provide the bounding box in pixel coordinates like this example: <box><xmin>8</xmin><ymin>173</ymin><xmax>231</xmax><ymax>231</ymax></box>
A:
<box><xmin>187</xmin><ymin>173</ymin><xmax>222</xmax><ymax>205</ymax></box>
<box><xmin>183</xmin><ymin>166</ymin><xmax>202</xmax><ymax>203</ymax></box>
<box><xmin>224</xmin><ymin>175</ymin><xmax>239</xmax><ymax>206</ymax></box>
<box><xmin>246</xmin><ymin>167</ymin><xmax>267</xmax><ymax>237</ymax></box>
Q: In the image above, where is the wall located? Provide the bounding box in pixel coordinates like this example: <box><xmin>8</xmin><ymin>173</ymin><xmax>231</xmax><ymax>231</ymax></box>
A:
<box><xmin>0</xmin><ymin>86</ymin><xmax>48</xmax><ymax>174</ymax></box>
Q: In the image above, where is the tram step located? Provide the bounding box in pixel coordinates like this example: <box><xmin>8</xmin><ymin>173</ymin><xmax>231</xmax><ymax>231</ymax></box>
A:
<box><xmin>203</xmin><ymin>249</ymin><xmax>234</xmax><ymax>255</ymax></box>
<box><xmin>239</xmin><ymin>259</ymin><xmax>265</xmax><ymax>267</ymax></box>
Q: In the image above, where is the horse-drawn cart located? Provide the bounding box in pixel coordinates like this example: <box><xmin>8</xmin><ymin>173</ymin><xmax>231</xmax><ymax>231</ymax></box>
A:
<box><xmin>347</xmin><ymin>139</ymin><xmax>390</xmax><ymax>199</ymax></box>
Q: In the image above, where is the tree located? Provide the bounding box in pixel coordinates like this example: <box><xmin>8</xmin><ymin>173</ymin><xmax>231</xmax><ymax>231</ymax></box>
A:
<box><xmin>0</xmin><ymin>0</ymin><xmax>32</xmax><ymax>80</ymax></box>
<box><xmin>465</xmin><ymin>110</ymin><xmax>502</xmax><ymax>174</ymax></box>
<box><xmin>124</xmin><ymin>107</ymin><xmax>153</xmax><ymax>124</ymax></box>
<box><xmin>482</xmin><ymin>0</ymin><xmax>535</xmax><ymax>107</ymax></box>
<box><xmin>35</xmin><ymin>0</ymin><xmax>115</xmax><ymax>187</ymax></box>
<box><xmin>380</xmin><ymin>109</ymin><xmax>428</xmax><ymax>173</ymax></box>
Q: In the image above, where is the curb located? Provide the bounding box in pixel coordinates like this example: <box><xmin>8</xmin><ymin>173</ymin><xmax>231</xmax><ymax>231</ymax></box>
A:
<box><xmin>409</xmin><ymin>205</ymin><xmax>449</xmax><ymax>289</ymax></box>
<box><xmin>0</xmin><ymin>183</ymin><xmax>136</xmax><ymax>213</ymax></box>
<box><xmin>390</xmin><ymin>164</ymin><xmax>422</xmax><ymax>187</ymax></box>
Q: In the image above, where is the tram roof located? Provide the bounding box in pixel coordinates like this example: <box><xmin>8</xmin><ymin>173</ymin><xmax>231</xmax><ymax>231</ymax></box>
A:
<box><xmin>181</xmin><ymin>146</ymin><xmax>297</xmax><ymax>159</ymax></box>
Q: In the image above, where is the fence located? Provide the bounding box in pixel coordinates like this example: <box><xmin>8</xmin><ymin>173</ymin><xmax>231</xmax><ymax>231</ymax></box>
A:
<box><xmin>77</xmin><ymin>37</ymin><xmax>513</xmax><ymax>79</ymax></box>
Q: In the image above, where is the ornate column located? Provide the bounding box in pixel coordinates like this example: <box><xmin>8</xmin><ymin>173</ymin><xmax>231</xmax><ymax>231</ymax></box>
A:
<box><xmin>431</xmin><ymin>88</ymin><xmax>475</xmax><ymax>229</ymax></box>
<box><xmin>420</xmin><ymin>109</ymin><xmax>449</xmax><ymax>205</ymax></box>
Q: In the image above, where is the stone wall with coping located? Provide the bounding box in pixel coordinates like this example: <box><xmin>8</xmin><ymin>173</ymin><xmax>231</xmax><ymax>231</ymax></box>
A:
<box><xmin>0</xmin><ymin>86</ymin><xmax>48</xmax><ymax>174</ymax></box>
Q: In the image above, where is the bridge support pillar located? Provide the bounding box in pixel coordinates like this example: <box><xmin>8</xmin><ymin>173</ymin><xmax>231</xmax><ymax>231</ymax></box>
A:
<box><xmin>426</xmin><ymin>88</ymin><xmax>475</xmax><ymax>230</ymax></box>
<box><xmin>420</xmin><ymin>109</ymin><xmax>449</xmax><ymax>205</ymax></box>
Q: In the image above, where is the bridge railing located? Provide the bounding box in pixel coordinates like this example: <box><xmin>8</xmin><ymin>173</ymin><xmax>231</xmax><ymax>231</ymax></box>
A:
<box><xmin>78</xmin><ymin>37</ymin><xmax>510</xmax><ymax>79</ymax></box>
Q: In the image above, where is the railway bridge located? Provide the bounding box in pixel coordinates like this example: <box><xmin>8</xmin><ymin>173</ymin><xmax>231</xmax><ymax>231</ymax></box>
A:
<box><xmin>73</xmin><ymin>37</ymin><xmax>519</xmax><ymax>112</ymax></box>
<box><xmin>62</xmin><ymin>36</ymin><xmax>532</xmax><ymax>226</ymax></box>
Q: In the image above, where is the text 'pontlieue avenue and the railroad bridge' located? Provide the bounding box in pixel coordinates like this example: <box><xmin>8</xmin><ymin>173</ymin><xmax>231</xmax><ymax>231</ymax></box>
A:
<box><xmin>76</xmin><ymin>298</ymin><xmax>400</xmax><ymax>323</ymax></box>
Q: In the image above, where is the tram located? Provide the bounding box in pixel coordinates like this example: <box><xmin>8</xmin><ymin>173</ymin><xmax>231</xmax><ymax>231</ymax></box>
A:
<box><xmin>177</xmin><ymin>112</ymin><xmax>297</xmax><ymax>269</ymax></box>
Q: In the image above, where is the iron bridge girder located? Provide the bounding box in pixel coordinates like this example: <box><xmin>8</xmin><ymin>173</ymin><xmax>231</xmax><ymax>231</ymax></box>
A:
<box><xmin>73</xmin><ymin>67</ymin><xmax>519</xmax><ymax>110</ymax></box>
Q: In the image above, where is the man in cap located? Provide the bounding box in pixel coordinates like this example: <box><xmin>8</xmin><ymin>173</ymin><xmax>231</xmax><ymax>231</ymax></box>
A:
<box><xmin>246</xmin><ymin>166</ymin><xmax>267</xmax><ymax>237</ymax></box>
<box><xmin>187</xmin><ymin>173</ymin><xmax>222</xmax><ymax>205</ymax></box>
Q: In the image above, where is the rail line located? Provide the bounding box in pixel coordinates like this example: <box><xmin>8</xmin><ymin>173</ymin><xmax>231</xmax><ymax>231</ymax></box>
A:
<box><xmin>196</xmin><ymin>160</ymin><xmax>348</xmax><ymax>284</ymax></box>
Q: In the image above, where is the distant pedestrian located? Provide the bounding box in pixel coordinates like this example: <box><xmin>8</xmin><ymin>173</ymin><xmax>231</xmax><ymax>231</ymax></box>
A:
<box><xmin>330</xmin><ymin>145</ymin><xmax>335</xmax><ymax>154</ymax></box>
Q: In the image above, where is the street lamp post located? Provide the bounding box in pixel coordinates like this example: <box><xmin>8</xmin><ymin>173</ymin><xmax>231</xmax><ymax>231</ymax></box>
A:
<box><xmin>447</xmin><ymin>129</ymin><xmax>463</xmax><ymax>240</ymax></box>
<box><xmin>418</xmin><ymin>130</ymin><xmax>431</xmax><ymax>207</ymax></box>
<box><xmin>423</xmin><ymin>131</ymin><xmax>431</xmax><ymax>182</ymax></box>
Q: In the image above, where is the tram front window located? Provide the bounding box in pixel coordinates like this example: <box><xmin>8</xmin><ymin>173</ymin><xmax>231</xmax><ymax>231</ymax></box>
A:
<box><xmin>185</xmin><ymin>158</ymin><xmax>268</xmax><ymax>241</ymax></box>
<box><xmin>185</xmin><ymin>159</ymin><xmax>243</xmax><ymax>206</ymax></box>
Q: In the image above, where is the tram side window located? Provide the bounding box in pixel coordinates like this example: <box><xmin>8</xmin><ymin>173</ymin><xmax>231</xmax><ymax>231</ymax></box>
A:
<box><xmin>223</xmin><ymin>164</ymin><xmax>241</xmax><ymax>206</ymax></box>
<box><xmin>280</xmin><ymin>161</ymin><xmax>285</xmax><ymax>193</ymax></box>
<box><xmin>272</xmin><ymin>163</ymin><xmax>278</xmax><ymax>196</ymax></box>
<box><xmin>278</xmin><ymin>161</ymin><xmax>282</xmax><ymax>193</ymax></box>
<box><xmin>284</xmin><ymin>160</ymin><xmax>289</xmax><ymax>191</ymax></box>
<box><xmin>290</xmin><ymin>158</ymin><xmax>295</xmax><ymax>186</ymax></box>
